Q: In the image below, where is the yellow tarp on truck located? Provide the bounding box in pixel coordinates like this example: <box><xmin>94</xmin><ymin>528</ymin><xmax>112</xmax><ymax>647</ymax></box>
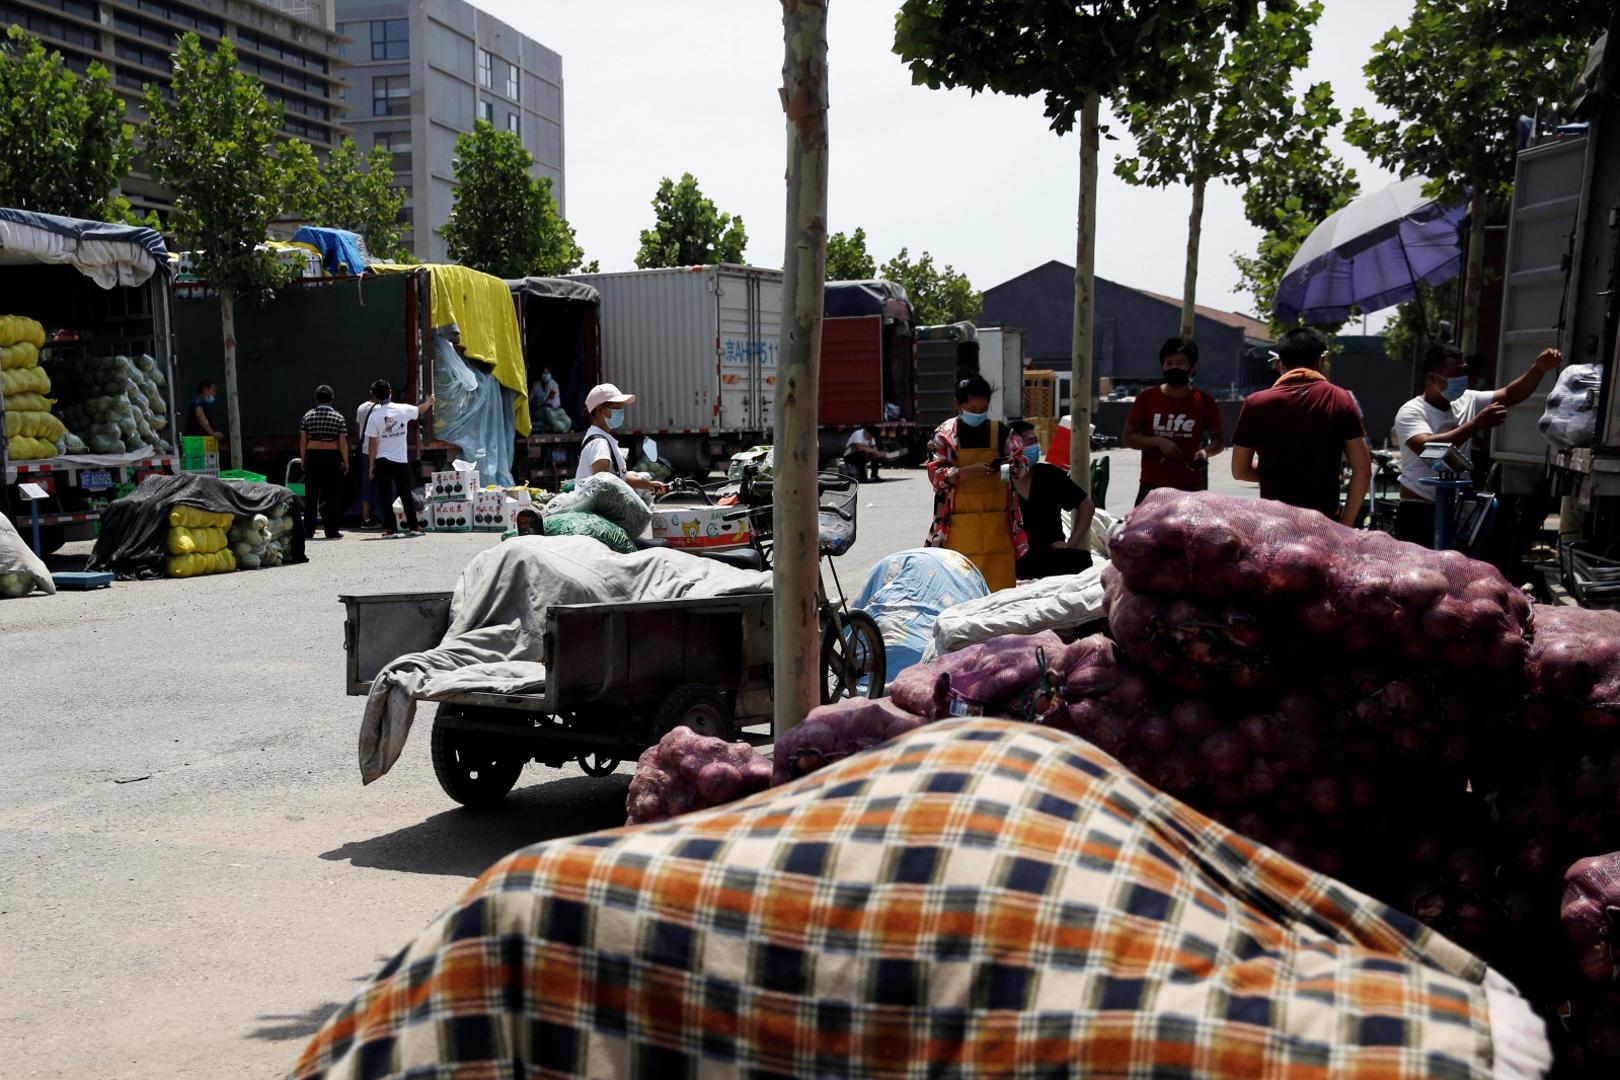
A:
<box><xmin>373</xmin><ymin>262</ymin><xmax>529</xmax><ymax>437</ymax></box>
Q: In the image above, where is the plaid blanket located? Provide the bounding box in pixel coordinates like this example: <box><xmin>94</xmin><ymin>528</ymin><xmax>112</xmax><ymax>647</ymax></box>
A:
<box><xmin>293</xmin><ymin>719</ymin><xmax>1520</xmax><ymax>1079</ymax></box>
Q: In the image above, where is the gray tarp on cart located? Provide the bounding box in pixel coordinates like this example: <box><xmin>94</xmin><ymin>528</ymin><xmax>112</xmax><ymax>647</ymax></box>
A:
<box><xmin>359</xmin><ymin>535</ymin><xmax>769</xmax><ymax>783</ymax></box>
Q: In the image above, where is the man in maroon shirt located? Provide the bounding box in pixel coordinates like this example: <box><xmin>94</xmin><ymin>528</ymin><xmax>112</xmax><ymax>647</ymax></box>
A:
<box><xmin>1230</xmin><ymin>326</ymin><xmax>1371</xmax><ymax>524</ymax></box>
<box><xmin>1123</xmin><ymin>337</ymin><xmax>1225</xmax><ymax>505</ymax></box>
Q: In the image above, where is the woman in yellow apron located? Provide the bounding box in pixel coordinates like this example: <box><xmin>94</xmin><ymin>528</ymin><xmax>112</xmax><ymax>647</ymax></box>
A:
<box><xmin>924</xmin><ymin>374</ymin><xmax>1029</xmax><ymax>591</ymax></box>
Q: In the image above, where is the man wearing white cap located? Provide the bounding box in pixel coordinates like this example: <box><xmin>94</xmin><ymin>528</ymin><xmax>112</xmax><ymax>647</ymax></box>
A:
<box><xmin>577</xmin><ymin>383</ymin><xmax>666</xmax><ymax>492</ymax></box>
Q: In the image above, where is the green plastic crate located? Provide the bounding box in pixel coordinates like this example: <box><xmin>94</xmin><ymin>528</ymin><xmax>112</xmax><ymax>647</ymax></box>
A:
<box><xmin>220</xmin><ymin>468</ymin><xmax>267</xmax><ymax>483</ymax></box>
<box><xmin>286</xmin><ymin>482</ymin><xmax>306</xmax><ymax>497</ymax></box>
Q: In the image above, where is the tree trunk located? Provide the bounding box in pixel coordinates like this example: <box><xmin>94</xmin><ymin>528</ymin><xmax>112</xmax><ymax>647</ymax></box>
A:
<box><xmin>773</xmin><ymin>0</ymin><xmax>829</xmax><ymax>736</ymax></box>
<box><xmin>1459</xmin><ymin>179</ymin><xmax>1488</xmax><ymax>357</ymax></box>
<box><xmin>1180</xmin><ymin>169</ymin><xmax>1207</xmax><ymax>340</ymax></box>
<box><xmin>1070</xmin><ymin>91</ymin><xmax>1100</xmax><ymax>485</ymax></box>
<box><xmin>220</xmin><ymin>289</ymin><xmax>242</xmax><ymax>469</ymax></box>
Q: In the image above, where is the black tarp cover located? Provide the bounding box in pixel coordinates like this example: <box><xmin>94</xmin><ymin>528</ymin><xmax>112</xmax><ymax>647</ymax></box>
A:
<box><xmin>824</xmin><ymin>279</ymin><xmax>912</xmax><ymax>320</ymax></box>
<box><xmin>89</xmin><ymin>473</ymin><xmax>307</xmax><ymax>578</ymax></box>
<box><xmin>507</xmin><ymin>276</ymin><xmax>602</xmax><ymax>304</ymax></box>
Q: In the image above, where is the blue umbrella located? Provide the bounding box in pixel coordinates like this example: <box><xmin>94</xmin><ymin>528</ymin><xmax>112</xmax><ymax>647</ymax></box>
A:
<box><xmin>1273</xmin><ymin>176</ymin><xmax>1467</xmax><ymax>325</ymax></box>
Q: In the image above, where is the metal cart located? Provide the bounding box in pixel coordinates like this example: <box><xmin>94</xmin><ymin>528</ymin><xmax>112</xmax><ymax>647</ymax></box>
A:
<box><xmin>341</xmin><ymin>589</ymin><xmax>776</xmax><ymax>807</ymax></box>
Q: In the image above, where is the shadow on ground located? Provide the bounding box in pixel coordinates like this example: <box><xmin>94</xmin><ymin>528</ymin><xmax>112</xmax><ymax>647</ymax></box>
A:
<box><xmin>249</xmin><ymin>1001</ymin><xmax>346</xmax><ymax>1043</ymax></box>
<box><xmin>320</xmin><ymin>773</ymin><xmax>632</xmax><ymax>878</ymax></box>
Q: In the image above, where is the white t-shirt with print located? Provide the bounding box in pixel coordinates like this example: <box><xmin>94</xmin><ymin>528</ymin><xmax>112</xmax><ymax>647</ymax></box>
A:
<box><xmin>1393</xmin><ymin>388</ymin><xmax>1492</xmax><ymax>499</ymax></box>
<box><xmin>363</xmin><ymin>402</ymin><xmax>420</xmax><ymax>464</ymax></box>
<box><xmin>576</xmin><ymin>424</ymin><xmax>625</xmax><ymax>480</ymax></box>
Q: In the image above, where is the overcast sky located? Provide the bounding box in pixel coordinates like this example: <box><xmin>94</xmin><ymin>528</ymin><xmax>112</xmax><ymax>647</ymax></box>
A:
<box><xmin>476</xmin><ymin>1</ymin><xmax>1416</xmax><ymax>323</ymax></box>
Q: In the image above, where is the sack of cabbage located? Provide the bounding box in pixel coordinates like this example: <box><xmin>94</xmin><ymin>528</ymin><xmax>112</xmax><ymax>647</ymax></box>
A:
<box><xmin>228</xmin><ymin>500</ymin><xmax>295</xmax><ymax>569</ymax></box>
<box><xmin>0</xmin><ymin>511</ymin><xmax>54</xmax><ymax>599</ymax></box>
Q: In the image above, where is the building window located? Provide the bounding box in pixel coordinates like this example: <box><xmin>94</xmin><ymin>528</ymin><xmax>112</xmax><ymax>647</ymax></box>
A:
<box><xmin>371</xmin><ymin>19</ymin><xmax>408</xmax><ymax>61</ymax></box>
<box><xmin>335</xmin><ymin>22</ymin><xmax>348</xmax><ymax>60</ymax></box>
<box><xmin>506</xmin><ymin>112</ymin><xmax>519</xmax><ymax>136</ymax></box>
<box><xmin>373</xmin><ymin>75</ymin><xmax>410</xmax><ymax>116</ymax></box>
<box><xmin>477</xmin><ymin>48</ymin><xmax>492</xmax><ymax>89</ymax></box>
<box><xmin>1</xmin><ymin>1</ymin><xmax>101</xmax><ymax>50</ymax></box>
<box><xmin>505</xmin><ymin>63</ymin><xmax>519</xmax><ymax>102</ymax></box>
<box><xmin>375</xmin><ymin>131</ymin><xmax>412</xmax><ymax>172</ymax></box>
<box><xmin>480</xmin><ymin>99</ymin><xmax>494</xmax><ymax>125</ymax></box>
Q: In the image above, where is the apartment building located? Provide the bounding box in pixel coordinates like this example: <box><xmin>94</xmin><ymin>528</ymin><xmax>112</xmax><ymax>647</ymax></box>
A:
<box><xmin>3</xmin><ymin>0</ymin><xmax>349</xmax><ymax>218</ymax></box>
<box><xmin>334</xmin><ymin>0</ymin><xmax>564</xmax><ymax>260</ymax></box>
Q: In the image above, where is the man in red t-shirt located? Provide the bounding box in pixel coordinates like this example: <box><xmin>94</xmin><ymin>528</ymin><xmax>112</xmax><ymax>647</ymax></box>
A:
<box><xmin>1123</xmin><ymin>337</ymin><xmax>1225</xmax><ymax>505</ymax></box>
<box><xmin>1230</xmin><ymin>326</ymin><xmax>1371</xmax><ymax>524</ymax></box>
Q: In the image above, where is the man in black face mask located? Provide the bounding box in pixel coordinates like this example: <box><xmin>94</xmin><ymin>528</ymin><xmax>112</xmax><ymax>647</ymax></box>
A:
<box><xmin>1122</xmin><ymin>337</ymin><xmax>1224</xmax><ymax>505</ymax></box>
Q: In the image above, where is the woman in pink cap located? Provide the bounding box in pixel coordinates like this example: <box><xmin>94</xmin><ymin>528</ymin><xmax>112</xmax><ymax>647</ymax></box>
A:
<box><xmin>577</xmin><ymin>383</ymin><xmax>666</xmax><ymax>493</ymax></box>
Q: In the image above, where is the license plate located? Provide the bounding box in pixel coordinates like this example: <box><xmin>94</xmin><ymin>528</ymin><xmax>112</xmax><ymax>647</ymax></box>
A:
<box><xmin>80</xmin><ymin>470</ymin><xmax>113</xmax><ymax>491</ymax></box>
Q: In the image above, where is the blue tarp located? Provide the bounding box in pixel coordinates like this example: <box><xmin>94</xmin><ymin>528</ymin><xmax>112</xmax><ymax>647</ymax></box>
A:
<box><xmin>292</xmin><ymin>226</ymin><xmax>369</xmax><ymax>277</ymax></box>
<box><xmin>853</xmin><ymin>548</ymin><xmax>989</xmax><ymax>681</ymax></box>
<box><xmin>431</xmin><ymin>332</ymin><xmax>517</xmax><ymax>487</ymax></box>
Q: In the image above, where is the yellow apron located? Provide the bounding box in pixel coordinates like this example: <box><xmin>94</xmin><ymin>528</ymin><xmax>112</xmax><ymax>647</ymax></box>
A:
<box><xmin>944</xmin><ymin>421</ymin><xmax>1017</xmax><ymax>591</ymax></box>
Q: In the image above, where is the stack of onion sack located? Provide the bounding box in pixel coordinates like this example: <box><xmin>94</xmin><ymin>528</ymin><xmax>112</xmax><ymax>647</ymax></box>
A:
<box><xmin>1104</xmin><ymin>491</ymin><xmax>1533</xmax><ymax>753</ymax></box>
<box><xmin>1</xmin><ymin>315</ymin><xmax>59</xmax><ymax>461</ymax></box>
<box><xmin>1464</xmin><ymin>605</ymin><xmax>1620</xmax><ymax>1064</ymax></box>
<box><xmin>1049</xmin><ymin>634</ymin><xmax>1502</xmax><ymax>944</ymax></box>
<box><xmin>165</xmin><ymin>505</ymin><xmax>236</xmax><ymax>578</ymax></box>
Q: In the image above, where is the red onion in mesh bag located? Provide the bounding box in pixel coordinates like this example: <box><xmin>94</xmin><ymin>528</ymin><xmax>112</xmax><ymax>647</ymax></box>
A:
<box><xmin>1564</xmin><ymin>850</ymin><xmax>1620</xmax><ymax>984</ymax></box>
<box><xmin>1527</xmin><ymin>606</ymin><xmax>1620</xmax><ymax>729</ymax></box>
<box><xmin>625</xmin><ymin>726</ymin><xmax>773</xmax><ymax>825</ymax></box>
<box><xmin>1107</xmin><ymin>491</ymin><xmax>1532</xmax><ymax>676</ymax></box>
<box><xmin>889</xmin><ymin>630</ymin><xmax>1068</xmax><ymax>720</ymax></box>
<box><xmin>771</xmin><ymin>697</ymin><xmax>925</xmax><ymax>785</ymax></box>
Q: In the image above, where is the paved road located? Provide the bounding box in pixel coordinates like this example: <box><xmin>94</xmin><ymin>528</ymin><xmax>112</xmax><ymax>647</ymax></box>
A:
<box><xmin>1</xmin><ymin>454</ymin><xmax>1259</xmax><ymax>1077</ymax></box>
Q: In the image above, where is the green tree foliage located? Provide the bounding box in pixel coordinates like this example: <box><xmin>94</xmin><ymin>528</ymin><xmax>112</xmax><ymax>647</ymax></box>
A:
<box><xmin>143</xmin><ymin>33</ymin><xmax>289</xmax><ymax>303</ymax></box>
<box><xmin>1114</xmin><ymin>2</ymin><xmax>1327</xmax><ymax>336</ymax></box>
<box><xmin>443</xmin><ymin>121</ymin><xmax>591</xmax><ymax>278</ymax></box>
<box><xmin>825</xmin><ymin>228</ymin><xmax>877</xmax><ymax>280</ymax></box>
<box><xmin>880</xmin><ymin>248</ymin><xmax>982</xmax><ymax>325</ymax></box>
<box><xmin>280</xmin><ymin>137</ymin><xmax>408</xmax><ymax>262</ymax></box>
<box><xmin>0</xmin><ymin>27</ymin><xmax>135</xmax><ymax>222</ymax></box>
<box><xmin>894</xmin><ymin>0</ymin><xmax>1261</xmax><ymax>476</ymax></box>
<box><xmin>1230</xmin><ymin>120</ymin><xmax>1358</xmax><ymax>333</ymax></box>
<box><xmin>634</xmin><ymin>173</ymin><xmax>747</xmax><ymax>267</ymax></box>
<box><xmin>1383</xmin><ymin>277</ymin><xmax>1459</xmax><ymax>367</ymax></box>
<box><xmin>1345</xmin><ymin>0</ymin><xmax>1588</xmax><ymax>350</ymax></box>
<box><xmin>142</xmin><ymin>32</ymin><xmax>293</xmax><ymax>467</ymax></box>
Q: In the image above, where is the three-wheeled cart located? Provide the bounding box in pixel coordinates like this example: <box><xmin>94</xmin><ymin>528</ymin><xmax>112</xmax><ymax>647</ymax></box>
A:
<box><xmin>342</xmin><ymin>589</ymin><xmax>781</xmax><ymax>807</ymax></box>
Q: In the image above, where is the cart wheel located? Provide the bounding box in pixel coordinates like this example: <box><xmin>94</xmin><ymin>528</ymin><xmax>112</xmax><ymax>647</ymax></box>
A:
<box><xmin>430</xmin><ymin>711</ymin><xmax>526</xmax><ymax>808</ymax></box>
<box><xmin>821</xmin><ymin>610</ymin><xmax>887</xmax><ymax>704</ymax></box>
<box><xmin>654</xmin><ymin>683</ymin><xmax>736</xmax><ymax>740</ymax></box>
<box><xmin>577</xmin><ymin>751</ymin><xmax>622</xmax><ymax>777</ymax></box>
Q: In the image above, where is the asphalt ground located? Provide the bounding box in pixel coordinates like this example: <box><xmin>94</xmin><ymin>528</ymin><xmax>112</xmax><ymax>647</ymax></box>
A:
<box><xmin>0</xmin><ymin>450</ymin><xmax>1258</xmax><ymax>1076</ymax></box>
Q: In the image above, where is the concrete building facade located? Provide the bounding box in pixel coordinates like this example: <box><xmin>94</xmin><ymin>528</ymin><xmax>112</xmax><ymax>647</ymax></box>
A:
<box><xmin>333</xmin><ymin>0</ymin><xmax>563</xmax><ymax>260</ymax></box>
<box><xmin>4</xmin><ymin>0</ymin><xmax>349</xmax><ymax>218</ymax></box>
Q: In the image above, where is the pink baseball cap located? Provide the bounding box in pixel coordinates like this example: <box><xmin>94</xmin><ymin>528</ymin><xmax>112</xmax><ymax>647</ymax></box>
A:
<box><xmin>585</xmin><ymin>383</ymin><xmax>635</xmax><ymax>411</ymax></box>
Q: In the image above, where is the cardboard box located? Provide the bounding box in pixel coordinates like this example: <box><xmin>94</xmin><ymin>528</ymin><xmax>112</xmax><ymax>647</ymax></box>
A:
<box><xmin>431</xmin><ymin>467</ymin><xmax>479</xmax><ymax>501</ymax></box>
<box><xmin>472</xmin><ymin>491</ymin><xmax>507</xmax><ymax>530</ymax></box>
<box><xmin>431</xmin><ymin>499</ymin><xmax>472</xmax><ymax>532</ymax></box>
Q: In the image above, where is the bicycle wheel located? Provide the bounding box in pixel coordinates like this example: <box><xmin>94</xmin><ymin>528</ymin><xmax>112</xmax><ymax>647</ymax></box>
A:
<box><xmin>820</xmin><ymin>610</ymin><xmax>887</xmax><ymax>703</ymax></box>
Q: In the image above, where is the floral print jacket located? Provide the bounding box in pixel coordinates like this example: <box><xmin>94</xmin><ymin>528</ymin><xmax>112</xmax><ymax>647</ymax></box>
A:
<box><xmin>924</xmin><ymin>416</ymin><xmax>1030</xmax><ymax>557</ymax></box>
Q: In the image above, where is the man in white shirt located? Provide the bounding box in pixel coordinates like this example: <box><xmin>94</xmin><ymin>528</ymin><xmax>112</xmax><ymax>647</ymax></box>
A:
<box><xmin>1391</xmin><ymin>343</ymin><xmax>1560</xmax><ymax>545</ymax></box>
<box><xmin>843</xmin><ymin>426</ymin><xmax>881</xmax><ymax>481</ymax></box>
<box><xmin>576</xmin><ymin>383</ymin><xmax>666</xmax><ymax>492</ymax></box>
<box><xmin>363</xmin><ymin>378</ymin><xmax>436</xmax><ymax>538</ymax></box>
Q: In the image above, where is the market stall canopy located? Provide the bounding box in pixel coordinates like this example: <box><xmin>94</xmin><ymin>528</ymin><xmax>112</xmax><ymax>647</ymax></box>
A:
<box><xmin>1273</xmin><ymin>176</ymin><xmax>1466</xmax><ymax>325</ymax></box>
<box><xmin>507</xmin><ymin>276</ymin><xmax>601</xmax><ymax>304</ymax></box>
<box><xmin>0</xmin><ymin>208</ymin><xmax>169</xmax><ymax>289</ymax></box>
